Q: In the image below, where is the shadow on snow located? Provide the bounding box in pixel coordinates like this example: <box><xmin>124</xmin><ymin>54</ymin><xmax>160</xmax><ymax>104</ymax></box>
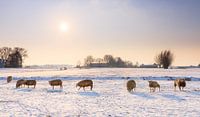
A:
<box><xmin>15</xmin><ymin>88</ymin><xmax>34</xmax><ymax>92</ymax></box>
<box><xmin>160</xmin><ymin>94</ymin><xmax>186</xmax><ymax>101</ymax></box>
<box><xmin>131</xmin><ymin>92</ymin><xmax>156</xmax><ymax>99</ymax></box>
<box><xmin>78</xmin><ymin>91</ymin><xmax>100</xmax><ymax>97</ymax></box>
<box><xmin>46</xmin><ymin>89</ymin><xmax>63</xmax><ymax>93</ymax></box>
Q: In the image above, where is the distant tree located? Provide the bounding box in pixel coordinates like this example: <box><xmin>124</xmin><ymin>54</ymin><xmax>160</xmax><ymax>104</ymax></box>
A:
<box><xmin>124</xmin><ymin>61</ymin><xmax>134</xmax><ymax>68</ymax></box>
<box><xmin>0</xmin><ymin>47</ymin><xmax>28</xmax><ymax>68</ymax></box>
<box><xmin>95</xmin><ymin>58</ymin><xmax>103</xmax><ymax>63</ymax></box>
<box><xmin>5</xmin><ymin>51</ymin><xmax>22</xmax><ymax>68</ymax></box>
<box><xmin>76</xmin><ymin>61</ymin><xmax>81</xmax><ymax>68</ymax></box>
<box><xmin>13</xmin><ymin>47</ymin><xmax>28</xmax><ymax>60</ymax></box>
<box><xmin>84</xmin><ymin>55</ymin><xmax>94</xmax><ymax>66</ymax></box>
<box><xmin>135</xmin><ymin>62</ymin><xmax>139</xmax><ymax>68</ymax></box>
<box><xmin>103</xmin><ymin>55</ymin><xmax>116</xmax><ymax>67</ymax></box>
<box><xmin>115</xmin><ymin>57</ymin><xmax>125</xmax><ymax>67</ymax></box>
<box><xmin>155</xmin><ymin>50</ymin><xmax>174</xmax><ymax>69</ymax></box>
<box><xmin>0</xmin><ymin>47</ymin><xmax>12</xmax><ymax>64</ymax></box>
<box><xmin>82</xmin><ymin>54</ymin><xmax>134</xmax><ymax>68</ymax></box>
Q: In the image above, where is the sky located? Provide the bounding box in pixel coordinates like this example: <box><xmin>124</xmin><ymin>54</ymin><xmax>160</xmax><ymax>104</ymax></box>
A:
<box><xmin>0</xmin><ymin>0</ymin><xmax>200</xmax><ymax>66</ymax></box>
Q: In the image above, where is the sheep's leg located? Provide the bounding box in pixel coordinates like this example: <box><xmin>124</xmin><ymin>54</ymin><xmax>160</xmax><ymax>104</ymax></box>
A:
<box><xmin>182</xmin><ymin>87</ymin><xmax>184</xmax><ymax>91</ymax></box>
<box><xmin>83</xmin><ymin>87</ymin><xmax>85</xmax><ymax>91</ymax></box>
<box><xmin>34</xmin><ymin>85</ymin><xmax>35</xmax><ymax>88</ymax></box>
<box><xmin>153</xmin><ymin>88</ymin><xmax>155</xmax><ymax>92</ymax></box>
<box><xmin>174</xmin><ymin>86</ymin><xmax>176</xmax><ymax>91</ymax></box>
<box><xmin>60</xmin><ymin>85</ymin><xmax>63</xmax><ymax>89</ymax></box>
<box><xmin>78</xmin><ymin>87</ymin><xmax>81</xmax><ymax>90</ymax></box>
<box><xmin>53</xmin><ymin>86</ymin><xmax>54</xmax><ymax>90</ymax></box>
<box><xmin>90</xmin><ymin>86</ymin><xmax>92</xmax><ymax>90</ymax></box>
<box><xmin>150</xmin><ymin>88</ymin><xmax>151</xmax><ymax>93</ymax></box>
<box><xmin>179</xmin><ymin>86</ymin><xmax>181</xmax><ymax>91</ymax></box>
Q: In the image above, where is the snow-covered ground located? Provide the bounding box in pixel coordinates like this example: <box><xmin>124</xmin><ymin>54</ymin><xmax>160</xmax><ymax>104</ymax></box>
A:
<box><xmin>1</xmin><ymin>68</ymin><xmax>200</xmax><ymax>80</ymax></box>
<box><xmin>0</xmin><ymin>68</ymin><xmax>200</xmax><ymax>116</ymax></box>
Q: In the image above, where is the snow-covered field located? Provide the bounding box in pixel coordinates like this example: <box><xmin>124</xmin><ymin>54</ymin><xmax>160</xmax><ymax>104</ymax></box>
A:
<box><xmin>0</xmin><ymin>68</ymin><xmax>200</xmax><ymax>117</ymax></box>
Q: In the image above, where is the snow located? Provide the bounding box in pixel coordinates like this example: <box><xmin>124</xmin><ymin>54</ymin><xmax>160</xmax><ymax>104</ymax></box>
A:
<box><xmin>0</xmin><ymin>68</ymin><xmax>200</xmax><ymax>116</ymax></box>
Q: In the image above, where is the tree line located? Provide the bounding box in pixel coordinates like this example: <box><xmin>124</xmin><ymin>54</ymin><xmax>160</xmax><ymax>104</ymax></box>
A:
<box><xmin>0</xmin><ymin>47</ymin><xmax>196</xmax><ymax>69</ymax></box>
<box><xmin>0</xmin><ymin>47</ymin><xmax>28</xmax><ymax>68</ymax></box>
<box><xmin>83</xmin><ymin>55</ymin><xmax>134</xmax><ymax>68</ymax></box>
<box><xmin>80</xmin><ymin>50</ymin><xmax>175</xmax><ymax>69</ymax></box>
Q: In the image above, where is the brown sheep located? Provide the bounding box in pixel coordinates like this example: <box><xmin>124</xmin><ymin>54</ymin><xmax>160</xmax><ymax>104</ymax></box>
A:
<box><xmin>7</xmin><ymin>76</ymin><xmax>12</xmax><ymax>83</ymax></box>
<box><xmin>49</xmin><ymin>79</ymin><xmax>63</xmax><ymax>89</ymax></box>
<box><xmin>24</xmin><ymin>80</ymin><xmax>37</xmax><ymax>88</ymax></box>
<box><xmin>174</xmin><ymin>79</ymin><xmax>186</xmax><ymax>91</ymax></box>
<box><xmin>127</xmin><ymin>80</ymin><xmax>136</xmax><ymax>92</ymax></box>
<box><xmin>76</xmin><ymin>80</ymin><xmax>93</xmax><ymax>91</ymax></box>
<box><xmin>16</xmin><ymin>79</ymin><xmax>26</xmax><ymax>88</ymax></box>
<box><xmin>148</xmin><ymin>81</ymin><xmax>160</xmax><ymax>92</ymax></box>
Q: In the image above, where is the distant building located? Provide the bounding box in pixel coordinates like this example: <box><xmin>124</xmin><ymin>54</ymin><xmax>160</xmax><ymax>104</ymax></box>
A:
<box><xmin>89</xmin><ymin>62</ymin><xmax>108</xmax><ymax>68</ymax></box>
<box><xmin>0</xmin><ymin>59</ymin><xmax>4</xmax><ymax>68</ymax></box>
<box><xmin>140</xmin><ymin>63</ymin><xmax>158</xmax><ymax>68</ymax></box>
<box><xmin>175</xmin><ymin>65</ymin><xmax>199</xmax><ymax>69</ymax></box>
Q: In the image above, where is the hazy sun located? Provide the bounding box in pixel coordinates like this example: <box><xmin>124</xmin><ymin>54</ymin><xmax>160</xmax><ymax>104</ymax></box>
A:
<box><xmin>59</xmin><ymin>21</ymin><xmax>69</xmax><ymax>32</ymax></box>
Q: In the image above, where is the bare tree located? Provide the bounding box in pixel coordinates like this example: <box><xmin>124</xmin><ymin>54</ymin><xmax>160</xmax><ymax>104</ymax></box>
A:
<box><xmin>115</xmin><ymin>57</ymin><xmax>125</xmax><ymax>67</ymax></box>
<box><xmin>125</xmin><ymin>61</ymin><xmax>133</xmax><ymax>68</ymax></box>
<box><xmin>0</xmin><ymin>47</ymin><xmax>12</xmax><ymax>63</ymax></box>
<box><xmin>84</xmin><ymin>55</ymin><xmax>94</xmax><ymax>66</ymax></box>
<box><xmin>155</xmin><ymin>50</ymin><xmax>174</xmax><ymax>69</ymax></box>
<box><xmin>0</xmin><ymin>47</ymin><xmax>28</xmax><ymax>68</ymax></box>
<box><xmin>95</xmin><ymin>58</ymin><xmax>103</xmax><ymax>63</ymax></box>
<box><xmin>5</xmin><ymin>51</ymin><xmax>22</xmax><ymax>68</ymax></box>
<box><xmin>13</xmin><ymin>47</ymin><xmax>28</xmax><ymax>61</ymax></box>
<box><xmin>103</xmin><ymin>55</ymin><xmax>115</xmax><ymax>67</ymax></box>
<box><xmin>76</xmin><ymin>61</ymin><xmax>81</xmax><ymax>68</ymax></box>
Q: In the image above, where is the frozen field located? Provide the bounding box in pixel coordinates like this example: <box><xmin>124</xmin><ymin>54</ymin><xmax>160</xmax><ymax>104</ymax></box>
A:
<box><xmin>0</xmin><ymin>68</ymin><xmax>200</xmax><ymax>116</ymax></box>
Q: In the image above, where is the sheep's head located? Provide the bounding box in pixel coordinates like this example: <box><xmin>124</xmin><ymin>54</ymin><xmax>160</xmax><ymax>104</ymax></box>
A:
<box><xmin>76</xmin><ymin>83</ymin><xmax>78</xmax><ymax>88</ymax></box>
<box><xmin>16</xmin><ymin>83</ymin><xmax>20</xmax><ymax>88</ymax></box>
<box><xmin>157</xmin><ymin>84</ymin><xmax>160</xmax><ymax>88</ymax></box>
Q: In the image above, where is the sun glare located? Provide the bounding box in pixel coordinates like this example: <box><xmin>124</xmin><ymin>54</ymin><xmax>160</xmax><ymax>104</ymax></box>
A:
<box><xmin>59</xmin><ymin>21</ymin><xmax>69</xmax><ymax>32</ymax></box>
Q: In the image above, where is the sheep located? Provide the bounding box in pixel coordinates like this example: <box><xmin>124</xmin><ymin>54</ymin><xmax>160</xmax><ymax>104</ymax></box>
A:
<box><xmin>174</xmin><ymin>79</ymin><xmax>186</xmax><ymax>91</ymax></box>
<box><xmin>76</xmin><ymin>80</ymin><xmax>93</xmax><ymax>91</ymax></box>
<box><xmin>148</xmin><ymin>81</ymin><xmax>160</xmax><ymax>92</ymax></box>
<box><xmin>7</xmin><ymin>76</ymin><xmax>12</xmax><ymax>83</ymax></box>
<box><xmin>24</xmin><ymin>80</ymin><xmax>37</xmax><ymax>88</ymax></box>
<box><xmin>126</xmin><ymin>80</ymin><xmax>136</xmax><ymax>92</ymax></box>
<box><xmin>16</xmin><ymin>79</ymin><xmax>26</xmax><ymax>88</ymax></box>
<box><xmin>49</xmin><ymin>79</ymin><xmax>63</xmax><ymax>90</ymax></box>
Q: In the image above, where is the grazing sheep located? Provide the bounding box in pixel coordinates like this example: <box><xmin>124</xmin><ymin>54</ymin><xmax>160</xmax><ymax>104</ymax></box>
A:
<box><xmin>16</xmin><ymin>79</ymin><xmax>26</xmax><ymax>88</ymax></box>
<box><xmin>24</xmin><ymin>80</ymin><xmax>37</xmax><ymax>88</ymax></box>
<box><xmin>76</xmin><ymin>80</ymin><xmax>93</xmax><ymax>91</ymax></box>
<box><xmin>127</xmin><ymin>80</ymin><xmax>136</xmax><ymax>92</ymax></box>
<box><xmin>174</xmin><ymin>79</ymin><xmax>186</xmax><ymax>91</ymax></box>
<box><xmin>7</xmin><ymin>76</ymin><xmax>12</xmax><ymax>83</ymax></box>
<box><xmin>148</xmin><ymin>81</ymin><xmax>160</xmax><ymax>92</ymax></box>
<box><xmin>49</xmin><ymin>79</ymin><xmax>63</xmax><ymax>89</ymax></box>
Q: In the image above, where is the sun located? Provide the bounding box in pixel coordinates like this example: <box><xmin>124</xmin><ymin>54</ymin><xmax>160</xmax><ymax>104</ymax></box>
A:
<box><xmin>59</xmin><ymin>21</ymin><xmax>69</xmax><ymax>32</ymax></box>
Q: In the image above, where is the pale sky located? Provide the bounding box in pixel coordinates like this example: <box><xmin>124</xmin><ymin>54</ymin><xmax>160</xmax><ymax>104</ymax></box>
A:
<box><xmin>0</xmin><ymin>0</ymin><xmax>200</xmax><ymax>66</ymax></box>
